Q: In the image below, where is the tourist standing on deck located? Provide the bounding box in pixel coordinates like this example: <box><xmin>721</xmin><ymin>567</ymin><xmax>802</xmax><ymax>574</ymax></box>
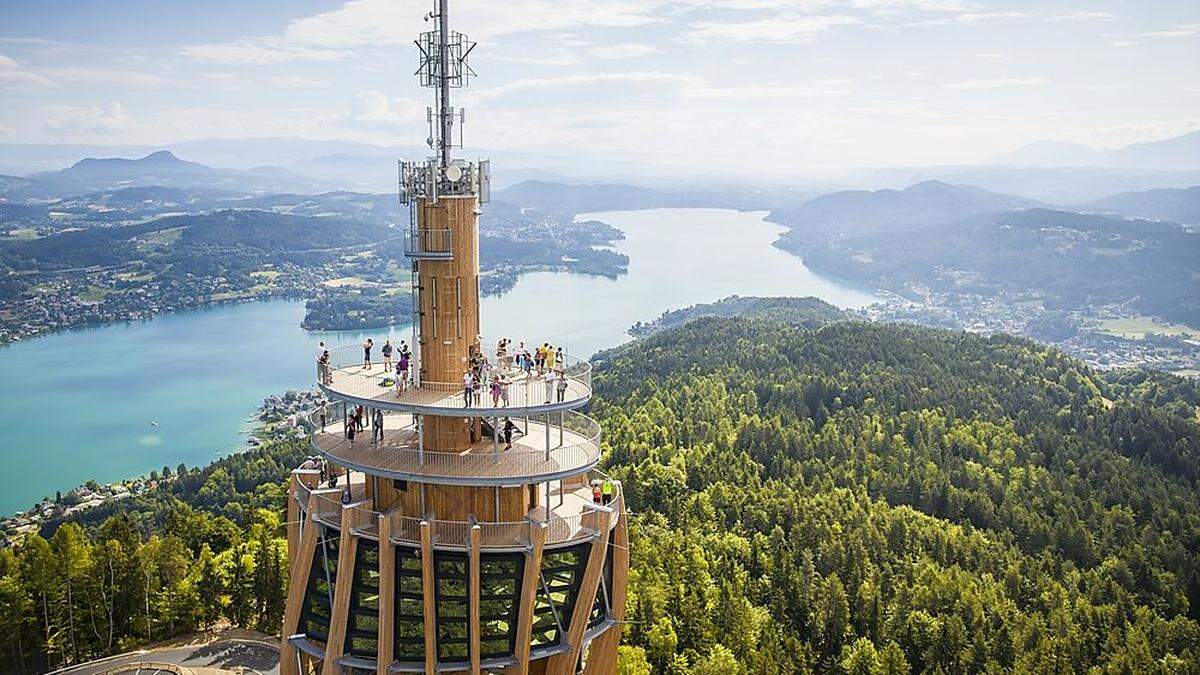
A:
<box><xmin>362</xmin><ymin>338</ymin><xmax>373</xmax><ymax>370</ymax></box>
<box><xmin>601</xmin><ymin>477</ymin><xmax>614</xmax><ymax>505</ymax></box>
<box><xmin>503</xmin><ymin>417</ymin><xmax>516</xmax><ymax>449</ymax></box>
<box><xmin>319</xmin><ymin>350</ymin><xmax>333</xmax><ymax>385</ymax></box>
<box><xmin>396</xmin><ymin>350</ymin><xmax>409</xmax><ymax>395</ymax></box>
<box><xmin>555</xmin><ymin>347</ymin><xmax>564</xmax><ymax>371</ymax></box>
<box><xmin>546</xmin><ymin>344</ymin><xmax>556</xmax><ymax>371</ymax></box>
<box><xmin>535</xmin><ymin>343</ymin><xmax>547</xmax><ymax>376</ymax></box>
<box><xmin>544</xmin><ymin>369</ymin><xmax>555</xmax><ymax>405</ymax></box>
<box><xmin>556</xmin><ymin>370</ymin><xmax>568</xmax><ymax>403</ymax></box>
<box><xmin>490</xmin><ymin>375</ymin><xmax>502</xmax><ymax>407</ymax></box>
<box><xmin>382</xmin><ymin>339</ymin><xmax>393</xmax><ymax>371</ymax></box>
<box><xmin>500</xmin><ymin>376</ymin><xmax>510</xmax><ymax>407</ymax></box>
<box><xmin>463</xmin><ymin>370</ymin><xmax>475</xmax><ymax>407</ymax></box>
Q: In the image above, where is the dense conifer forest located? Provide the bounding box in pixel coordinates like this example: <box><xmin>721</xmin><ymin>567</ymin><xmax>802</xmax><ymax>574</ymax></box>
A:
<box><xmin>2</xmin><ymin>314</ymin><xmax>1198</xmax><ymax>672</ymax></box>
<box><xmin>594</xmin><ymin>318</ymin><xmax>1200</xmax><ymax>672</ymax></box>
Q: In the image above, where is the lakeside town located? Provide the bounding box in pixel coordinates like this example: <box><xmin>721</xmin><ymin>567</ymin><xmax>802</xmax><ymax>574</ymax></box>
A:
<box><xmin>863</xmin><ymin>291</ymin><xmax>1200</xmax><ymax>377</ymax></box>
<box><xmin>0</xmin><ymin>388</ymin><xmax>325</xmax><ymax>545</ymax></box>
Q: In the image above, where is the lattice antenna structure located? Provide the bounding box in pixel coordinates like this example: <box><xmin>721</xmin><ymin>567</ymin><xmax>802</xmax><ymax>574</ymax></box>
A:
<box><xmin>399</xmin><ymin>0</ymin><xmax>489</xmax><ymax>205</ymax></box>
<box><xmin>415</xmin><ymin>0</ymin><xmax>476</xmax><ymax>168</ymax></box>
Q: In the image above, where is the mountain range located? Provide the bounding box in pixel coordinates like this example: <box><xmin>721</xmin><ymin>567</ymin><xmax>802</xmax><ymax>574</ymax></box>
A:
<box><xmin>4</xmin><ymin>151</ymin><xmax>336</xmax><ymax>198</ymax></box>
<box><xmin>1082</xmin><ymin>186</ymin><xmax>1200</xmax><ymax>226</ymax></box>
<box><xmin>994</xmin><ymin>130</ymin><xmax>1200</xmax><ymax>171</ymax></box>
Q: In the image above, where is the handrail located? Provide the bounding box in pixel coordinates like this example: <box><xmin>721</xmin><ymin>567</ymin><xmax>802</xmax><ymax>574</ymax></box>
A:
<box><xmin>307</xmin><ymin>406</ymin><xmax>602</xmax><ymax>482</ymax></box>
<box><xmin>293</xmin><ymin>475</ymin><xmax>622</xmax><ymax>550</ymax></box>
<box><xmin>405</xmin><ymin>227</ymin><xmax>453</xmax><ymax>257</ymax></box>
<box><xmin>315</xmin><ymin>341</ymin><xmax>592</xmax><ymax>412</ymax></box>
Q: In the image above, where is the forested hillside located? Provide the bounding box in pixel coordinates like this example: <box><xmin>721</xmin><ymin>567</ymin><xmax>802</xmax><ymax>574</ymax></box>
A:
<box><xmin>593</xmin><ymin>318</ymin><xmax>1200</xmax><ymax>672</ymax></box>
<box><xmin>3</xmin><ymin>316</ymin><xmax>1199</xmax><ymax>672</ymax></box>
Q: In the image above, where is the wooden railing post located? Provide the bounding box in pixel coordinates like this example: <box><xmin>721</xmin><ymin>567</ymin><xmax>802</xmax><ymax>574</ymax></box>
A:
<box><xmin>322</xmin><ymin>502</ymin><xmax>363</xmax><ymax>674</ymax></box>
<box><xmin>376</xmin><ymin>514</ymin><xmax>395</xmax><ymax>675</ymax></box>
<box><xmin>469</xmin><ymin>522</ymin><xmax>482</xmax><ymax>675</ymax></box>
<box><xmin>281</xmin><ymin>492</ymin><xmax>320</xmax><ymax>675</ymax></box>
<box><xmin>420</xmin><ymin>521</ymin><xmax>437</xmax><ymax>675</ymax></box>
<box><xmin>511</xmin><ymin>521</ymin><xmax>548</xmax><ymax>675</ymax></box>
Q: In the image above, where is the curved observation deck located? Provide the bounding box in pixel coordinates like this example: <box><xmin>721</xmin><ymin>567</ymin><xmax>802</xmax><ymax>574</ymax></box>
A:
<box><xmin>308</xmin><ymin>408</ymin><xmax>601</xmax><ymax>485</ymax></box>
<box><xmin>316</xmin><ymin>344</ymin><xmax>592</xmax><ymax>415</ymax></box>
<box><xmin>293</xmin><ymin>470</ymin><xmax>620</xmax><ymax>552</ymax></box>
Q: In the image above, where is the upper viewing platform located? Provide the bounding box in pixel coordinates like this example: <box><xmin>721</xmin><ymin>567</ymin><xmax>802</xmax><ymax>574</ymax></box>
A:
<box><xmin>316</xmin><ymin>343</ymin><xmax>593</xmax><ymax>415</ymax></box>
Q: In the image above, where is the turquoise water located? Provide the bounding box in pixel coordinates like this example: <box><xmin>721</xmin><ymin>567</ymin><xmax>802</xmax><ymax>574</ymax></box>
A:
<box><xmin>0</xmin><ymin>208</ymin><xmax>876</xmax><ymax>514</ymax></box>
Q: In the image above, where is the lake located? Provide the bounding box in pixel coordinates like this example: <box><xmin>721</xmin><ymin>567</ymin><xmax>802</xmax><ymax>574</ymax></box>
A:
<box><xmin>0</xmin><ymin>208</ymin><xmax>876</xmax><ymax>515</ymax></box>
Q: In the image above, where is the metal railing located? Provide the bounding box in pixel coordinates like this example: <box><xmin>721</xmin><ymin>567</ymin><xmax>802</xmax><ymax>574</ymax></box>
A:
<box><xmin>293</xmin><ymin>475</ymin><xmax>622</xmax><ymax>551</ymax></box>
<box><xmin>405</xmin><ymin>227</ymin><xmax>453</xmax><ymax>258</ymax></box>
<box><xmin>316</xmin><ymin>342</ymin><xmax>593</xmax><ymax>412</ymax></box>
<box><xmin>308</xmin><ymin>406</ymin><xmax>602</xmax><ymax>482</ymax></box>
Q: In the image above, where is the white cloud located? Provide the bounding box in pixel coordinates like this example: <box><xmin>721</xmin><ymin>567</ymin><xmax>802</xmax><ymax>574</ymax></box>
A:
<box><xmin>685</xmin><ymin>14</ymin><xmax>862</xmax><ymax>42</ymax></box>
<box><xmin>1047</xmin><ymin>11</ymin><xmax>1118</xmax><ymax>22</ymax></box>
<box><xmin>182</xmin><ymin>38</ymin><xmax>346</xmax><ymax>64</ymax></box>
<box><xmin>471</xmin><ymin>71</ymin><xmax>703</xmax><ymax>104</ymax></box>
<box><xmin>1122</xmin><ymin>23</ymin><xmax>1200</xmax><ymax>38</ymax></box>
<box><xmin>587</xmin><ymin>43</ymin><xmax>659</xmax><ymax>60</ymax></box>
<box><xmin>183</xmin><ymin>0</ymin><xmax>670</xmax><ymax>64</ymax></box>
<box><xmin>941</xmin><ymin>76</ymin><xmax>1047</xmax><ymax>90</ymax></box>
<box><xmin>905</xmin><ymin>11</ymin><xmax>1026</xmax><ymax>26</ymax></box>
<box><xmin>0</xmin><ymin>52</ymin><xmax>57</xmax><ymax>87</ymax></box>
<box><xmin>48</xmin><ymin>67</ymin><xmax>169</xmax><ymax>88</ymax></box>
<box><xmin>42</xmin><ymin>102</ymin><xmax>134</xmax><ymax>137</ymax></box>
<box><xmin>318</xmin><ymin>90</ymin><xmax>426</xmax><ymax>133</ymax></box>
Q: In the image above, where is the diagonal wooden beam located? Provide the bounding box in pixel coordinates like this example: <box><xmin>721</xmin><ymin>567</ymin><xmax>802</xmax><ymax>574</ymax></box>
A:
<box><xmin>545</xmin><ymin>506</ymin><xmax>612</xmax><ymax>675</ymax></box>
<box><xmin>420</xmin><ymin>520</ymin><xmax>437</xmax><ymax>675</ymax></box>
<box><xmin>469</xmin><ymin>522</ymin><xmax>482</xmax><ymax>675</ymax></box>
<box><xmin>281</xmin><ymin>491</ymin><xmax>321</xmax><ymax>675</ymax></box>
<box><xmin>322</xmin><ymin>502</ymin><xmax>364</xmax><ymax>675</ymax></box>
<box><xmin>582</xmin><ymin>489</ymin><xmax>629</xmax><ymax>675</ymax></box>
<box><xmin>511</xmin><ymin>521</ymin><xmax>548</xmax><ymax>675</ymax></box>
<box><xmin>376</xmin><ymin>514</ymin><xmax>395</xmax><ymax>675</ymax></box>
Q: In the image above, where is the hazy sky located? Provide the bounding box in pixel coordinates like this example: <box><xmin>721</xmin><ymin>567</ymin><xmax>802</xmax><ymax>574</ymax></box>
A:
<box><xmin>1</xmin><ymin>0</ymin><xmax>1198</xmax><ymax>170</ymax></box>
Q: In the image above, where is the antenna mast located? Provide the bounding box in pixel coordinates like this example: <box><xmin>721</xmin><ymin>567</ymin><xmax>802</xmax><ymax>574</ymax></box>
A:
<box><xmin>402</xmin><ymin>0</ymin><xmax>487</xmax><ymax>204</ymax></box>
<box><xmin>417</xmin><ymin>0</ymin><xmax>475</xmax><ymax>169</ymax></box>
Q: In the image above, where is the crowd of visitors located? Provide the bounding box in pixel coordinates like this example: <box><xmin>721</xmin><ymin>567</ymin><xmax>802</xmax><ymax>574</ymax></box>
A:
<box><xmin>461</xmin><ymin>338</ymin><xmax>572</xmax><ymax>407</ymax></box>
<box><xmin>315</xmin><ymin>336</ymin><xmax>573</xmax><ymax>407</ymax></box>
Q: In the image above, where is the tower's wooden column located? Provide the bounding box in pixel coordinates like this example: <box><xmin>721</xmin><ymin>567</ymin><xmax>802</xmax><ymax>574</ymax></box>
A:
<box><xmin>417</xmin><ymin>196</ymin><xmax>480</xmax><ymax>452</ymax></box>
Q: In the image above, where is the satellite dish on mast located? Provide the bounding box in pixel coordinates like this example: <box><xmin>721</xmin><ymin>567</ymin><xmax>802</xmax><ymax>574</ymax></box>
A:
<box><xmin>445</xmin><ymin>164</ymin><xmax>463</xmax><ymax>182</ymax></box>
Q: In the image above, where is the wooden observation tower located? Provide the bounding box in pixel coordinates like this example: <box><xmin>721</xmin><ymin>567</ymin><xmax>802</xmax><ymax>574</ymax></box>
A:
<box><xmin>280</xmin><ymin>1</ymin><xmax>629</xmax><ymax>673</ymax></box>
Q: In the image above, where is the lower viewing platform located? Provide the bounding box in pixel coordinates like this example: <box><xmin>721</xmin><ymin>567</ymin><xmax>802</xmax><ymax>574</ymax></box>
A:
<box><xmin>292</xmin><ymin>469</ymin><xmax>621</xmax><ymax>551</ymax></box>
<box><xmin>308</xmin><ymin>408</ymin><xmax>602</xmax><ymax>485</ymax></box>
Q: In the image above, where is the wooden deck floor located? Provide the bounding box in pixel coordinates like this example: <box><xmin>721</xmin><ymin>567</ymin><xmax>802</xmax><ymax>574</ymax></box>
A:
<box><xmin>310</xmin><ymin>414</ymin><xmax>599</xmax><ymax>483</ymax></box>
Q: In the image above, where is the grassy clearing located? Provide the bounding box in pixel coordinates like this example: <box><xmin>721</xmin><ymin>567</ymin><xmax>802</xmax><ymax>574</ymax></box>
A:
<box><xmin>78</xmin><ymin>286</ymin><xmax>117</xmax><ymax>302</ymax></box>
<box><xmin>3</xmin><ymin>228</ymin><xmax>39</xmax><ymax>240</ymax></box>
<box><xmin>1096</xmin><ymin>316</ymin><xmax>1200</xmax><ymax>340</ymax></box>
<box><xmin>250</xmin><ymin>270</ymin><xmax>282</xmax><ymax>281</ymax></box>
<box><xmin>115</xmin><ymin>271</ymin><xmax>155</xmax><ymax>282</ymax></box>
<box><xmin>323</xmin><ymin>276</ymin><xmax>367</xmax><ymax>288</ymax></box>
<box><xmin>134</xmin><ymin>226</ymin><xmax>185</xmax><ymax>249</ymax></box>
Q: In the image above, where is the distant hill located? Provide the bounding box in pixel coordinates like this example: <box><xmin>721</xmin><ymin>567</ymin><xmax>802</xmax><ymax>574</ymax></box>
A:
<box><xmin>857</xmin><ymin>165</ymin><xmax>1200</xmax><ymax>204</ymax></box>
<box><xmin>769</xmin><ymin>180</ymin><xmax>1039</xmax><ymax>238</ymax></box>
<box><xmin>627</xmin><ymin>295</ymin><xmax>848</xmax><ymax>338</ymax></box>
<box><xmin>9</xmin><ymin>151</ymin><xmax>337</xmax><ymax>197</ymax></box>
<box><xmin>1083</xmin><ymin>186</ymin><xmax>1200</xmax><ymax>226</ymax></box>
<box><xmin>770</xmin><ymin>181</ymin><xmax>1200</xmax><ymax>326</ymax></box>
<box><xmin>996</xmin><ymin>130</ymin><xmax>1200</xmax><ymax>171</ymax></box>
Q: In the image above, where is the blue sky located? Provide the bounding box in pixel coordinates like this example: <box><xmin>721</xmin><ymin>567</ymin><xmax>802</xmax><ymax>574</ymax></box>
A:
<box><xmin>1</xmin><ymin>0</ymin><xmax>1197</xmax><ymax>171</ymax></box>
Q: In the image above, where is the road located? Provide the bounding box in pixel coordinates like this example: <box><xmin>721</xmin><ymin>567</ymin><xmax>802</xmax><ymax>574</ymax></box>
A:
<box><xmin>57</xmin><ymin>637</ymin><xmax>280</xmax><ymax>675</ymax></box>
